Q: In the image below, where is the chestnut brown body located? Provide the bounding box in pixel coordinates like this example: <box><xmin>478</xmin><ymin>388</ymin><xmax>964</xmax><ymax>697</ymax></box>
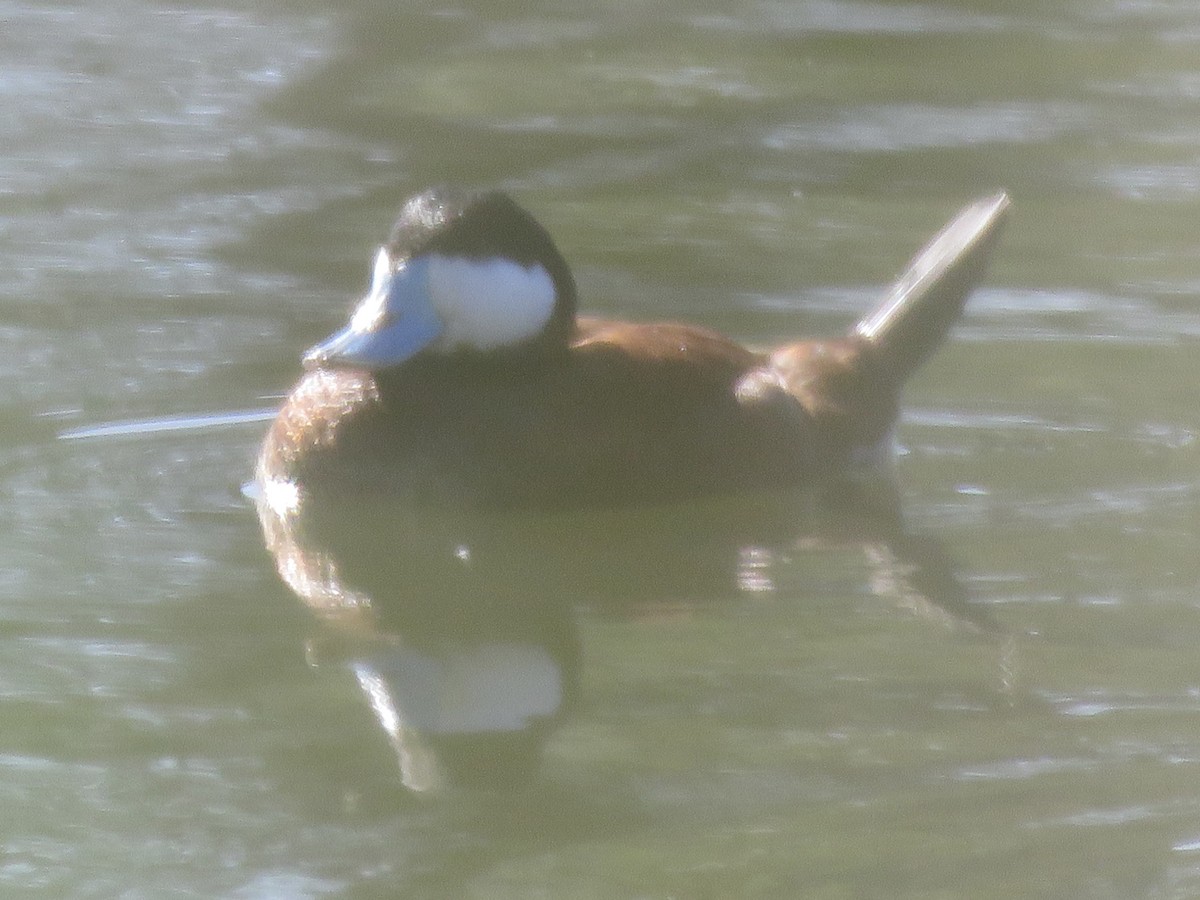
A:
<box><xmin>257</xmin><ymin>191</ymin><xmax>1009</xmax><ymax>510</ymax></box>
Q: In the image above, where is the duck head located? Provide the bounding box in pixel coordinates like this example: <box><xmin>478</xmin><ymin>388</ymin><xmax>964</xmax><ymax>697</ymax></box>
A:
<box><xmin>304</xmin><ymin>189</ymin><xmax>578</xmax><ymax>370</ymax></box>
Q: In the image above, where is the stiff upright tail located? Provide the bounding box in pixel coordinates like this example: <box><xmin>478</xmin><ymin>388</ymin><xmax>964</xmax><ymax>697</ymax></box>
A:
<box><xmin>855</xmin><ymin>192</ymin><xmax>1010</xmax><ymax>383</ymax></box>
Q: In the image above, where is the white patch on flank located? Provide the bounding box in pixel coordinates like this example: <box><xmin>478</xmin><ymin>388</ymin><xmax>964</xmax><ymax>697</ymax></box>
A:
<box><xmin>260</xmin><ymin>477</ymin><xmax>300</xmax><ymax>517</ymax></box>
<box><xmin>426</xmin><ymin>255</ymin><xmax>556</xmax><ymax>351</ymax></box>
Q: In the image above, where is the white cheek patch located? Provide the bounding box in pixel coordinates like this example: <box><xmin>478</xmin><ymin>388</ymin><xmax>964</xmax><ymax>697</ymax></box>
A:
<box><xmin>426</xmin><ymin>255</ymin><xmax>556</xmax><ymax>351</ymax></box>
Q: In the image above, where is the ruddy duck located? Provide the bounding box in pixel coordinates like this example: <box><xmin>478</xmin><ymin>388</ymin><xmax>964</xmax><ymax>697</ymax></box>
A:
<box><xmin>258</xmin><ymin>188</ymin><xmax>1009</xmax><ymax>508</ymax></box>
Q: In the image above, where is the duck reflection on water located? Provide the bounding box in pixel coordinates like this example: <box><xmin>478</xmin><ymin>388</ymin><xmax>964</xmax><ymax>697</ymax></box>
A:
<box><xmin>254</xmin><ymin>475</ymin><xmax>998</xmax><ymax>793</ymax></box>
<box><xmin>253</xmin><ymin>190</ymin><xmax>1010</xmax><ymax>792</ymax></box>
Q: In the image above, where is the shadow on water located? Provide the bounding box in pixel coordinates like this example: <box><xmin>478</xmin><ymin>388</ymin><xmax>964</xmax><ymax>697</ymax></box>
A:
<box><xmin>252</xmin><ymin>468</ymin><xmax>1002</xmax><ymax>796</ymax></box>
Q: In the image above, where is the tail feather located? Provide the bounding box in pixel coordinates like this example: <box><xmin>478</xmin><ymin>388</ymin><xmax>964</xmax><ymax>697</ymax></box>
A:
<box><xmin>855</xmin><ymin>192</ymin><xmax>1010</xmax><ymax>382</ymax></box>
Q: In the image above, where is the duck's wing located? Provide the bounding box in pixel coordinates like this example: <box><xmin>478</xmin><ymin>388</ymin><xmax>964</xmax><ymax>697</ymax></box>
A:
<box><xmin>571</xmin><ymin>317</ymin><xmax>764</xmax><ymax>382</ymax></box>
<box><xmin>550</xmin><ymin>320</ymin><xmax>822</xmax><ymax>499</ymax></box>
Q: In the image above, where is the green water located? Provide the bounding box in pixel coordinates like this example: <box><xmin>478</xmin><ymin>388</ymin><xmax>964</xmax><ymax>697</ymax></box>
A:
<box><xmin>7</xmin><ymin>1</ymin><xmax>1200</xmax><ymax>896</ymax></box>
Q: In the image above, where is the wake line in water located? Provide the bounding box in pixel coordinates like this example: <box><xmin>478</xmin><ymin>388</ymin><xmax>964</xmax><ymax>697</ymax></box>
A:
<box><xmin>58</xmin><ymin>407</ymin><xmax>278</xmax><ymax>441</ymax></box>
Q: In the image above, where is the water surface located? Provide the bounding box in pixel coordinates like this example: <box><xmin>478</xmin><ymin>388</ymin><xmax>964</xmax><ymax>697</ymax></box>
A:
<box><xmin>7</xmin><ymin>1</ymin><xmax>1200</xmax><ymax>896</ymax></box>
